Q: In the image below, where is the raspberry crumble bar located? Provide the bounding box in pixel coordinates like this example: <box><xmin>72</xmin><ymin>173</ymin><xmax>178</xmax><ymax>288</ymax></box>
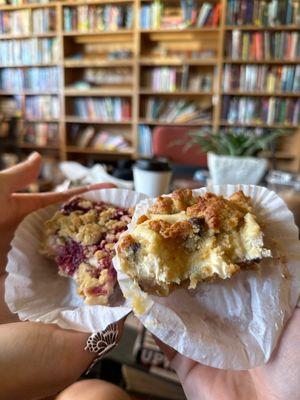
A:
<box><xmin>40</xmin><ymin>197</ymin><xmax>132</xmax><ymax>305</ymax></box>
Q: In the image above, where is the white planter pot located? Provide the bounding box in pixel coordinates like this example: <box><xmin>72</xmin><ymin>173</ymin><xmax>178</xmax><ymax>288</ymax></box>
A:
<box><xmin>207</xmin><ymin>152</ymin><xmax>268</xmax><ymax>185</ymax></box>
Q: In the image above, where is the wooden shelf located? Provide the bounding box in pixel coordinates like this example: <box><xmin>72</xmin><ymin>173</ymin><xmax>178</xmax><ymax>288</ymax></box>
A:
<box><xmin>225</xmin><ymin>25</ymin><xmax>299</xmax><ymax>31</ymax></box>
<box><xmin>260</xmin><ymin>151</ymin><xmax>296</xmax><ymax>159</ymax></box>
<box><xmin>140</xmin><ymin>27</ymin><xmax>220</xmax><ymax>34</ymax></box>
<box><xmin>220</xmin><ymin>121</ymin><xmax>299</xmax><ymax>129</ymax></box>
<box><xmin>0</xmin><ymin>63</ymin><xmax>58</xmax><ymax>68</ymax></box>
<box><xmin>64</xmin><ymin>88</ymin><xmax>133</xmax><ymax>96</ymax></box>
<box><xmin>139</xmin><ymin>89</ymin><xmax>213</xmax><ymax>96</ymax></box>
<box><xmin>66</xmin><ymin>146</ymin><xmax>133</xmax><ymax>156</ymax></box>
<box><xmin>0</xmin><ymin>0</ymin><xmax>299</xmax><ymax>172</ymax></box>
<box><xmin>0</xmin><ymin>2</ymin><xmax>57</xmax><ymax>11</ymax></box>
<box><xmin>224</xmin><ymin>59</ymin><xmax>300</xmax><ymax>65</ymax></box>
<box><xmin>25</xmin><ymin>118</ymin><xmax>59</xmax><ymax>122</ymax></box>
<box><xmin>63</xmin><ymin>29</ymin><xmax>133</xmax><ymax>36</ymax></box>
<box><xmin>139</xmin><ymin>119</ymin><xmax>213</xmax><ymax>126</ymax></box>
<box><xmin>222</xmin><ymin>91</ymin><xmax>300</xmax><ymax>97</ymax></box>
<box><xmin>19</xmin><ymin>143</ymin><xmax>60</xmax><ymax>149</ymax></box>
<box><xmin>139</xmin><ymin>58</ymin><xmax>217</xmax><ymax>66</ymax></box>
<box><xmin>64</xmin><ymin>117</ymin><xmax>132</xmax><ymax>124</ymax></box>
<box><xmin>0</xmin><ymin>32</ymin><xmax>57</xmax><ymax>40</ymax></box>
<box><xmin>64</xmin><ymin>59</ymin><xmax>134</xmax><ymax>67</ymax></box>
<box><xmin>62</xmin><ymin>0</ymin><xmax>133</xmax><ymax>5</ymax></box>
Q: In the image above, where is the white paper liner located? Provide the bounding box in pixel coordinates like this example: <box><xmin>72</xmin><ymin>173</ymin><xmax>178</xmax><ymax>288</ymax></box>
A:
<box><xmin>114</xmin><ymin>185</ymin><xmax>300</xmax><ymax>370</ymax></box>
<box><xmin>5</xmin><ymin>189</ymin><xmax>147</xmax><ymax>333</ymax></box>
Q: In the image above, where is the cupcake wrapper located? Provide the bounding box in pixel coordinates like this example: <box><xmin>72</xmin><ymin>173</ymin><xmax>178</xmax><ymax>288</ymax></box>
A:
<box><xmin>113</xmin><ymin>185</ymin><xmax>300</xmax><ymax>370</ymax></box>
<box><xmin>5</xmin><ymin>188</ymin><xmax>147</xmax><ymax>333</ymax></box>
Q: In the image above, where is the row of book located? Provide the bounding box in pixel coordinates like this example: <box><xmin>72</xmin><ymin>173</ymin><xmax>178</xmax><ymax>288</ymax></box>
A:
<box><xmin>144</xmin><ymin>98</ymin><xmax>212</xmax><ymax>122</ymax></box>
<box><xmin>25</xmin><ymin>95</ymin><xmax>59</xmax><ymax>119</ymax></box>
<box><xmin>0</xmin><ymin>67</ymin><xmax>59</xmax><ymax>91</ymax></box>
<box><xmin>84</xmin><ymin>67</ymin><xmax>132</xmax><ymax>86</ymax></box>
<box><xmin>63</xmin><ymin>5</ymin><xmax>133</xmax><ymax>32</ymax></box>
<box><xmin>0</xmin><ymin>8</ymin><xmax>56</xmax><ymax>35</ymax></box>
<box><xmin>140</xmin><ymin>0</ymin><xmax>220</xmax><ymax>29</ymax></box>
<box><xmin>222</xmin><ymin>96</ymin><xmax>300</xmax><ymax>125</ymax></box>
<box><xmin>226</xmin><ymin>0</ymin><xmax>300</xmax><ymax>26</ymax></box>
<box><xmin>0</xmin><ymin>38</ymin><xmax>59</xmax><ymax>66</ymax></box>
<box><xmin>138</xmin><ymin>125</ymin><xmax>152</xmax><ymax>156</ymax></box>
<box><xmin>223</xmin><ymin>65</ymin><xmax>300</xmax><ymax>93</ymax></box>
<box><xmin>68</xmin><ymin>124</ymin><xmax>131</xmax><ymax>151</ymax></box>
<box><xmin>143</xmin><ymin>66</ymin><xmax>212</xmax><ymax>92</ymax></box>
<box><xmin>22</xmin><ymin>122</ymin><xmax>58</xmax><ymax>146</ymax></box>
<box><xmin>226</xmin><ymin>31</ymin><xmax>300</xmax><ymax>60</ymax></box>
<box><xmin>73</xmin><ymin>97</ymin><xmax>131</xmax><ymax>121</ymax></box>
<box><xmin>0</xmin><ymin>0</ymin><xmax>52</xmax><ymax>4</ymax></box>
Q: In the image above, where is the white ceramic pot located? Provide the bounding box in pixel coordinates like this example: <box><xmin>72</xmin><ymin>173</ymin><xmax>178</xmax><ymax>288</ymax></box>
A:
<box><xmin>207</xmin><ymin>152</ymin><xmax>268</xmax><ymax>185</ymax></box>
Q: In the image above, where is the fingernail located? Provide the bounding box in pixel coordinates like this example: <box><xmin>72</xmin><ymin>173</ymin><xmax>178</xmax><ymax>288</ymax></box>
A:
<box><xmin>28</xmin><ymin>151</ymin><xmax>39</xmax><ymax>160</ymax></box>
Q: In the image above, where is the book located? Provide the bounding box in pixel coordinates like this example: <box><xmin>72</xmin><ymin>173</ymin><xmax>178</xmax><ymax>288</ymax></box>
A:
<box><xmin>138</xmin><ymin>125</ymin><xmax>152</xmax><ymax>156</ymax></box>
<box><xmin>223</xmin><ymin>96</ymin><xmax>300</xmax><ymax>125</ymax></box>
<box><xmin>25</xmin><ymin>95</ymin><xmax>59</xmax><ymax>119</ymax></box>
<box><xmin>23</xmin><ymin>122</ymin><xmax>58</xmax><ymax>146</ymax></box>
<box><xmin>196</xmin><ymin>3</ymin><xmax>213</xmax><ymax>27</ymax></box>
<box><xmin>73</xmin><ymin>97</ymin><xmax>131</xmax><ymax>121</ymax></box>
<box><xmin>227</xmin><ymin>31</ymin><xmax>300</xmax><ymax>61</ymax></box>
<box><xmin>227</xmin><ymin>0</ymin><xmax>300</xmax><ymax>26</ymax></box>
<box><xmin>0</xmin><ymin>38</ymin><xmax>58</xmax><ymax>66</ymax></box>
<box><xmin>64</xmin><ymin>4</ymin><xmax>133</xmax><ymax>32</ymax></box>
<box><xmin>223</xmin><ymin>65</ymin><xmax>300</xmax><ymax>93</ymax></box>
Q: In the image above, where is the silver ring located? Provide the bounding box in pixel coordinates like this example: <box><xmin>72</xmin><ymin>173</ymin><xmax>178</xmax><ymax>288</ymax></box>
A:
<box><xmin>84</xmin><ymin>323</ymin><xmax>119</xmax><ymax>374</ymax></box>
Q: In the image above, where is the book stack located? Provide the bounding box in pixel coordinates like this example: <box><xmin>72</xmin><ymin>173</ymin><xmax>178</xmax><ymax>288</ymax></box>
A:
<box><xmin>0</xmin><ymin>67</ymin><xmax>59</xmax><ymax>91</ymax></box>
<box><xmin>0</xmin><ymin>38</ymin><xmax>59</xmax><ymax>66</ymax></box>
<box><xmin>144</xmin><ymin>97</ymin><xmax>212</xmax><ymax>122</ymax></box>
<box><xmin>68</xmin><ymin>124</ymin><xmax>131</xmax><ymax>151</ymax></box>
<box><xmin>25</xmin><ymin>95</ymin><xmax>59</xmax><ymax>119</ymax></box>
<box><xmin>122</xmin><ymin>327</ymin><xmax>185</xmax><ymax>399</ymax></box>
<box><xmin>140</xmin><ymin>0</ymin><xmax>221</xmax><ymax>29</ymax></box>
<box><xmin>83</xmin><ymin>67</ymin><xmax>132</xmax><ymax>87</ymax></box>
<box><xmin>32</xmin><ymin>8</ymin><xmax>56</xmax><ymax>34</ymax></box>
<box><xmin>227</xmin><ymin>0</ymin><xmax>300</xmax><ymax>26</ymax></box>
<box><xmin>143</xmin><ymin>66</ymin><xmax>212</xmax><ymax>92</ymax></box>
<box><xmin>222</xmin><ymin>95</ymin><xmax>300</xmax><ymax>125</ymax></box>
<box><xmin>223</xmin><ymin>64</ymin><xmax>300</xmax><ymax>92</ymax></box>
<box><xmin>23</xmin><ymin>122</ymin><xmax>58</xmax><ymax>146</ymax></box>
<box><xmin>226</xmin><ymin>30</ymin><xmax>300</xmax><ymax>60</ymax></box>
<box><xmin>138</xmin><ymin>125</ymin><xmax>152</xmax><ymax>156</ymax></box>
<box><xmin>64</xmin><ymin>4</ymin><xmax>133</xmax><ymax>32</ymax></box>
<box><xmin>73</xmin><ymin>97</ymin><xmax>131</xmax><ymax>121</ymax></box>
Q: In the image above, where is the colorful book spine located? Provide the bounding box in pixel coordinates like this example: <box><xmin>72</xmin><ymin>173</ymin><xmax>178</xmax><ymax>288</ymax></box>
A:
<box><xmin>227</xmin><ymin>31</ymin><xmax>300</xmax><ymax>60</ymax></box>
<box><xmin>25</xmin><ymin>95</ymin><xmax>59</xmax><ymax>119</ymax></box>
<box><xmin>73</xmin><ymin>97</ymin><xmax>131</xmax><ymax>121</ymax></box>
<box><xmin>227</xmin><ymin>0</ymin><xmax>300</xmax><ymax>26</ymax></box>
<box><xmin>223</xmin><ymin>65</ymin><xmax>300</xmax><ymax>92</ymax></box>
<box><xmin>222</xmin><ymin>95</ymin><xmax>300</xmax><ymax>125</ymax></box>
<box><xmin>23</xmin><ymin>122</ymin><xmax>58</xmax><ymax>145</ymax></box>
<box><xmin>138</xmin><ymin>125</ymin><xmax>152</xmax><ymax>156</ymax></box>
<box><xmin>64</xmin><ymin>5</ymin><xmax>133</xmax><ymax>32</ymax></box>
<box><xmin>0</xmin><ymin>67</ymin><xmax>59</xmax><ymax>91</ymax></box>
<box><xmin>0</xmin><ymin>38</ymin><xmax>58</xmax><ymax>66</ymax></box>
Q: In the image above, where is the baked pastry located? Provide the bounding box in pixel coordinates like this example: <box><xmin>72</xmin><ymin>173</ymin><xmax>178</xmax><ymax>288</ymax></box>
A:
<box><xmin>40</xmin><ymin>197</ymin><xmax>132</xmax><ymax>305</ymax></box>
<box><xmin>117</xmin><ymin>189</ymin><xmax>272</xmax><ymax>296</ymax></box>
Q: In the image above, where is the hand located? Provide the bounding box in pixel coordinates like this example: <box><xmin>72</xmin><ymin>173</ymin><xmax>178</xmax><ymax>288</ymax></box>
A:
<box><xmin>0</xmin><ymin>153</ymin><xmax>123</xmax><ymax>400</ymax></box>
<box><xmin>157</xmin><ymin>308</ymin><xmax>300</xmax><ymax>400</ymax></box>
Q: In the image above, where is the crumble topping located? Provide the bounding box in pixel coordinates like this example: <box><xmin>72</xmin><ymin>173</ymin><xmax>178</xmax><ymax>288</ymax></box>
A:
<box><xmin>40</xmin><ymin>197</ymin><xmax>132</xmax><ymax>305</ymax></box>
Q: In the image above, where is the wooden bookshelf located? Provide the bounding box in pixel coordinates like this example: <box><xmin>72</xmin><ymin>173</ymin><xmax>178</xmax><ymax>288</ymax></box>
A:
<box><xmin>0</xmin><ymin>0</ymin><xmax>299</xmax><ymax>171</ymax></box>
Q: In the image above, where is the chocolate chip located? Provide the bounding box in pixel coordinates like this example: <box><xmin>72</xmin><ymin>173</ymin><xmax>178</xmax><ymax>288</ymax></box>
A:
<box><xmin>188</xmin><ymin>217</ymin><xmax>206</xmax><ymax>235</ymax></box>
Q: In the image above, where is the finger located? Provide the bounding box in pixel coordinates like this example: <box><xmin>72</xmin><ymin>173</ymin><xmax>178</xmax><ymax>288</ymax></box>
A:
<box><xmin>0</xmin><ymin>152</ymin><xmax>41</xmax><ymax>194</ymax></box>
<box><xmin>11</xmin><ymin>183</ymin><xmax>116</xmax><ymax>216</ymax></box>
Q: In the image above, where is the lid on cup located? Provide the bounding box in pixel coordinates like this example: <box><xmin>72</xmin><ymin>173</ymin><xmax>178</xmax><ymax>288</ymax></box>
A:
<box><xmin>134</xmin><ymin>158</ymin><xmax>171</xmax><ymax>172</ymax></box>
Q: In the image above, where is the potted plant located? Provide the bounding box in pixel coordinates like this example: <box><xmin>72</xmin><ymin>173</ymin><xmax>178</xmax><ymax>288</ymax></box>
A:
<box><xmin>185</xmin><ymin>129</ymin><xmax>287</xmax><ymax>185</ymax></box>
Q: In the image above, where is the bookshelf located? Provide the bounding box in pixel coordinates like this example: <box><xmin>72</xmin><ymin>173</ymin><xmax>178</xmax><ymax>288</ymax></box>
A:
<box><xmin>0</xmin><ymin>0</ymin><xmax>299</xmax><ymax>172</ymax></box>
